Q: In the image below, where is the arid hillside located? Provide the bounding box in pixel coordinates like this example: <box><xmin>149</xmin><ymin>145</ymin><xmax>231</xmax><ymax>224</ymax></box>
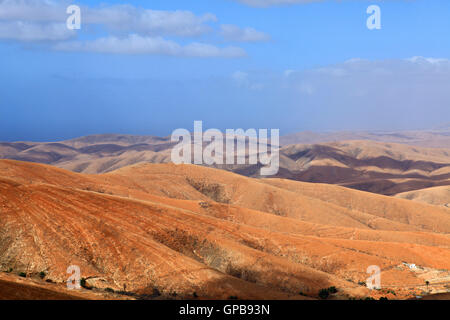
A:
<box><xmin>1</xmin><ymin>134</ymin><xmax>449</xmax><ymax>196</ymax></box>
<box><xmin>280</xmin><ymin>128</ymin><xmax>450</xmax><ymax>148</ymax></box>
<box><xmin>0</xmin><ymin>272</ymin><xmax>126</xmax><ymax>300</ymax></box>
<box><xmin>395</xmin><ymin>186</ymin><xmax>450</xmax><ymax>207</ymax></box>
<box><xmin>0</xmin><ymin>160</ymin><xmax>449</xmax><ymax>299</ymax></box>
<box><xmin>275</xmin><ymin>140</ymin><xmax>450</xmax><ymax>195</ymax></box>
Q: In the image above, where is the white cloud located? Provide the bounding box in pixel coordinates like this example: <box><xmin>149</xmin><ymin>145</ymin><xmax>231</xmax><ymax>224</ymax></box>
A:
<box><xmin>0</xmin><ymin>21</ymin><xmax>74</xmax><ymax>41</ymax></box>
<box><xmin>0</xmin><ymin>1</ymin><xmax>217</xmax><ymax>36</ymax></box>
<box><xmin>406</xmin><ymin>56</ymin><xmax>450</xmax><ymax>69</ymax></box>
<box><xmin>220</xmin><ymin>24</ymin><xmax>270</xmax><ymax>42</ymax></box>
<box><xmin>287</xmin><ymin>56</ymin><xmax>450</xmax><ymax>84</ymax></box>
<box><xmin>84</xmin><ymin>6</ymin><xmax>217</xmax><ymax>37</ymax></box>
<box><xmin>232</xmin><ymin>70</ymin><xmax>265</xmax><ymax>90</ymax></box>
<box><xmin>235</xmin><ymin>0</ymin><xmax>322</xmax><ymax>7</ymax></box>
<box><xmin>407</xmin><ymin>56</ymin><xmax>447</xmax><ymax>64</ymax></box>
<box><xmin>0</xmin><ymin>0</ymin><xmax>253</xmax><ymax>57</ymax></box>
<box><xmin>53</xmin><ymin>34</ymin><xmax>246</xmax><ymax>58</ymax></box>
<box><xmin>0</xmin><ymin>0</ymin><xmax>71</xmax><ymax>41</ymax></box>
<box><xmin>228</xmin><ymin>57</ymin><xmax>450</xmax><ymax>130</ymax></box>
<box><xmin>280</xmin><ymin>57</ymin><xmax>450</xmax><ymax>127</ymax></box>
<box><xmin>183</xmin><ymin>42</ymin><xmax>245</xmax><ymax>58</ymax></box>
<box><xmin>0</xmin><ymin>0</ymin><xmax>66</xmax><ymax>22</ymax></box>
<box><xmin>232</xmin><ymin>71</ymin><xmax>249</xmax><ymax>84</ymax></box>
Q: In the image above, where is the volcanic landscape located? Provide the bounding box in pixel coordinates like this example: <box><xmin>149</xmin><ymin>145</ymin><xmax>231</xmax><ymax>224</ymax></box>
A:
<box><xmin>0</xmin><ymin>130</ymin><xmax>449</xmax><ymax>300</ymax></box>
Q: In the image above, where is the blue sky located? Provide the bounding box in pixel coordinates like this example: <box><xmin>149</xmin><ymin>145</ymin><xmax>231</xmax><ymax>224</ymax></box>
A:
<box><xmin>1</xmin><ymin>0</ymin><xmax>450</xmax><ymax>141</ymax></box>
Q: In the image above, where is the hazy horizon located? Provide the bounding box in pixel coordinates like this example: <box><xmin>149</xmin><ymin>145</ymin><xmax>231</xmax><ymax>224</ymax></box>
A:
<box><xmin>1</xmin><ymin>0</ymin><xmax>450</xmax><ymax>141</ymax></box>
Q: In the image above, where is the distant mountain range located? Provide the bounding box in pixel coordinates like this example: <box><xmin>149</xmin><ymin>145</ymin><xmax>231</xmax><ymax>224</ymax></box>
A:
<box><xmin>1</xmin><ymin>129</ymin><xmax>449</xmax><ymax>196</ymax></box>
<box><xmin>280</xmin><ymin>129</ymin><xmax>450</xmax><ymax>147</ymax></box>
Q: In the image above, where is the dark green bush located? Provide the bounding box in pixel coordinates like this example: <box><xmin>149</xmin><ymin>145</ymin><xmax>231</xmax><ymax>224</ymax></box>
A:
<box><xmin>317</xmin><ymin>286</ymin><xmax>338</xmax><ymax>299</ymax></box>
<box><xmin>80</xmin><ymin>278</ymin><xmax>91</xmax><ymax>289</ymax></box>
<box><xmin>387</xmin><ymin>290</ymin><xmax>396</xmax><ymax>296</ymax></box>
<box><xmin>318</xmin><ymin>289</ymin><xmax>330</xmax><ymax>299</ymax></box>
<box><xmin>328</xmin><ymin>286</ymin><xmax>338</xmax><ymax>294</ymax></box>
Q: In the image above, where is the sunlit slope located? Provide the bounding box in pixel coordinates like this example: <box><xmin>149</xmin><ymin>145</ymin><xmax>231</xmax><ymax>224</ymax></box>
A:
<box><xmin>395</xmin><ymin>186</ymin><xmax>450</xmax><ymax>207</ymax></box>
<box><xmin>1</xmin><ymin>160</ymin><xmax>449</xmax><ymax>299</ymax></box>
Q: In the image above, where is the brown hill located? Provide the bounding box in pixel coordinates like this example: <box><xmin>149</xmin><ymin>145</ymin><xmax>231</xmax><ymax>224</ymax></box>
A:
<box><xmin>280</xmin><ymin>129</ymin><xmax>450</xmax><ymax>148</ymax></box>
<box><xmin>0</xmin><ymin>160</ymin><xmax>449</xmax><ymax>299</ymax></box>
<box><xmin>275</xmin><ymin>140</ymin><xmax>450</xmax><ymax>195</ymax></box>
<box><xmin>395</xmin><ymin>186</ymin><xmax>450</xmax><ymax>207</ymax></box>
<box><xmin>0</xmin><ymin>272</ymin><xmax>125</xmax><ymax>300</ymax></box>
<box><xmin>1</xmin><ymin>135</ymin><xmax>449</xmax><ymax>196</ymax></box>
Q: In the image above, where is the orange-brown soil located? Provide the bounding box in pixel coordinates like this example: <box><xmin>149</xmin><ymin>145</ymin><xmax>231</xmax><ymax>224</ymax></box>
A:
<box><xmin>395</xmin><ymin>186</ymin><xmax>450</xmax><ymax>207</ymax></box>
<box><xmin>0</xmin><ymin>272</ymin><xmax>128</xmax><ymax>300</ymax></box>
<box><xmin>0</xmin><ymin>160</ymin><xmax>449</xmax><ymax>300</ymax></box>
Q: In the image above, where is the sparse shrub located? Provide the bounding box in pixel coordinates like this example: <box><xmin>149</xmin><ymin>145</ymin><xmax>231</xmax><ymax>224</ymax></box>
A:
<box><xmin>39</xmin><ymin>271</ymin><xmax>46</xmax><ymax>279</ymax></box>
<box><xmin>105</xmin><ymin>288</ymin><xmax>115</xmax><ymax>293</ymax></box>
<box><xmin>7</xmin><ymin>268</ymin><xmax>13</xmax><ymax>273</ymax></box>
<box><xmin>193</xmin><ymin>292</ymin><xmax>198</xmax><ymax>298</ymax></box>
<box><xmin>328</xmin><ymin>286</ymin><xmax>338</xmax><ymax>294</ymax></box>
<box><xmin>387</xmin><ymin>289</ymin><xmax>396</xmax><ymax>296</ymax></box>
<box><xmin>358</xmin><ymin>281</ymin><xmax>366</xmax><ymax>286</ymax></box>
<box><xmin>151</xmin><ymin>288</ymin><xmax>161</xmax><ymax>298</ymax></box>
<box><xmin>225</xmin><ymin>263</ymin><xmax>257</xmax><ymax>283</ymax></box>
<box><xmin>45</xmin><ymin>279</ymin><xmax>53</xmax><ymax>283</ymax></box>
<box><xmin>186</xmin><ymin>178</ymin><xmax>230</xmax><ymax>203</ymax></box>
<box><xmin>19</xmin><ymin>272</ymin><xmax>26</xmax><ymax>278</ymax></box>
<box><xmin>318</xmin><ymin>286</ymin><xmax>338</xmax><ymax>299</ymax></box>
<box><xmin>199</xmin><ymin>201</ymin><xmax>210</xmax><ymax>208</ymax></box>
<box><xmin>379</xmin><ymin>297</ymin><xmax>388</xmax><ymax>300</ymax></box>
<box><xmin>364</xmin><ymin>297</ymin><xmax>375</xmax><ymax>300</ymax></box>
<box><xmin>80</xmin><ymin>277</ymin><xmax>91</xmax><ymax>289</ymax></box>
<box><xmin>116</xmin><ymin>291</ymin><xmax>135</xmax><ymax>297</ymax></box>
<box><xmin>314</xmin><ymin>259</ymin><xmax>343</xmax><ymax>273</ymax></box>
<box><xmin>318</xmin><ymin>289</ymin><xmax>329</xmax><ymax>299</ymax></box>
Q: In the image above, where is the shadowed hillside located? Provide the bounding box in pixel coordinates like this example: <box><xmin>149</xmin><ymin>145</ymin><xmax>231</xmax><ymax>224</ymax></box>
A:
<box><xmin>1</xmin><ymin>134</ymin><xmax>449</xmax><ymax>196</ymax></box>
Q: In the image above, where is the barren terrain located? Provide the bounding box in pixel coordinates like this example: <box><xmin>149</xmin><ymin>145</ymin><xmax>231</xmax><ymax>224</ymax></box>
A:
<box><xmin>0</xmin><ymin>159</ymin><xmax>449</xmax><ymax>299</ymax></box>
<box><xmin>1</xmin><ymin>133</ymin><xmax>449</xmax><ymax>196</ymax></box>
